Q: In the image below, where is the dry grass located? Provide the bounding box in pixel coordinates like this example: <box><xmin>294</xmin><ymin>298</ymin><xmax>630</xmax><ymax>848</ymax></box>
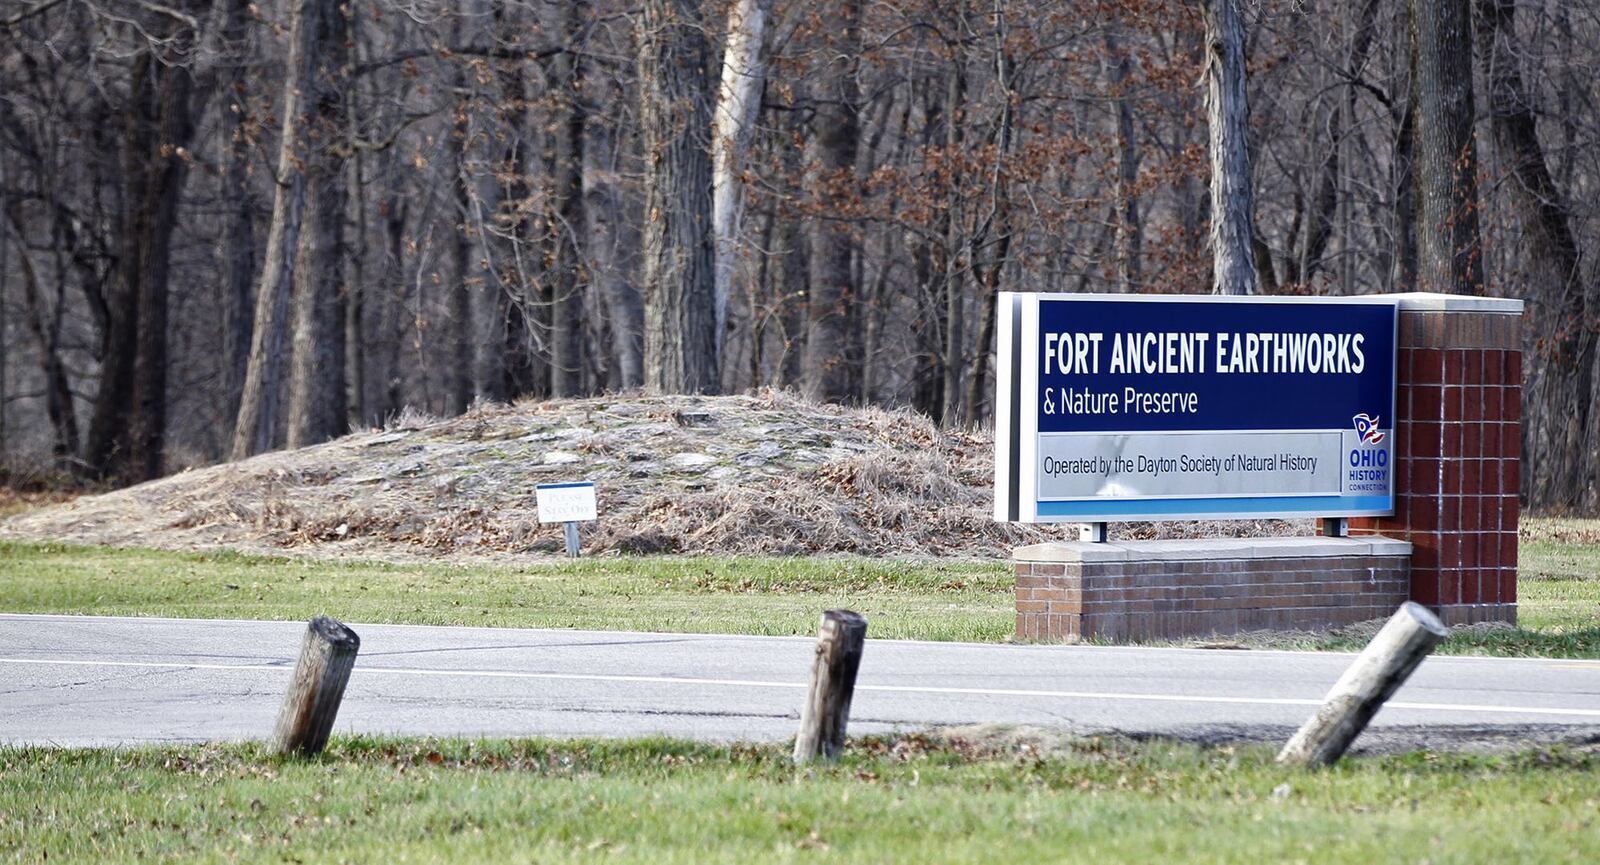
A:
<box><xmin>13</xmin><ymin>394</ymin><xmax>1590</xmax><ymax>562</ymax></box>
<box><xmin>0</xmin><ymin>487</ymin><xmax>74</xmax><ymax>520</ymax></box>
<box><xmin>1</xmin><ymin>391</ymin><xmax>1091</xmax><ymax>559</ymax></box>
<box><xmin>0</xmin><ymin>392</ymin><xmax>1313</xmax><ymax>560</ymax></box>
<box><xmin>1522</xmin><ymin>516</ymin><xmax>1600</xmax><ymax>544</ymax></box>
<box><xmin>0</xmin><ymin>464</ymin><xmax>91</xmax><ymax>519</ymax></box>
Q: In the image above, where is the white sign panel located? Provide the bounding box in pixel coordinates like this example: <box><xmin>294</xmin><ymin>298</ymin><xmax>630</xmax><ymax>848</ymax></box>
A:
<box><xmin>535</xmin><ymin>482</ymin><xmax>598</xmax><ymax>523</ymax></box>
<box><xmin>993</xmin><ymin>293</ymin><xmax>1397</xmax><ymax>523</ymax></box>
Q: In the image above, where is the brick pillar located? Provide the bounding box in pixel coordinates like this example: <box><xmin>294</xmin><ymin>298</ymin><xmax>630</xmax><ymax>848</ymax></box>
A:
<box><xmin>1347</xmin><ymin>293</ymin><xmax>1522</xmax><ymax>625</ymax></box>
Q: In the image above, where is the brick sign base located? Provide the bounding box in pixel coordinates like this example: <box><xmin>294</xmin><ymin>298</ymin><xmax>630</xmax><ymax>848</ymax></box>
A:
<box><xmin>1014</xmin><ymin>538</ymin><xmax>1411</xmax><ymax>642</ymax></box>
<box><xmin>1012</xmin><ymin>292</ymin><xmax>1522</xmax><ymax>643</ymax></box>
<box><xmin>1346</xmin><ymin>293</ymin><xmax>1523</xmax><ymax>626</ymax></box>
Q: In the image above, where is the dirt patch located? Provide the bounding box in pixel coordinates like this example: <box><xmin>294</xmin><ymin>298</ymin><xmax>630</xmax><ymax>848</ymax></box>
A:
<box><xmin>0</xmin><ymin>465</ymin><xmax>94</xmax><ymax>520</ymax></box>
<box><xmin>0</xmin><ymin>487</ymin><xmax>78</xmax><ymax>520</ymax></box>
<box><xmin>1522</xmin><ymin>516</ymin><xmax>1600</xmax><ymax>544</ymax></box>
<box><xmin>929</xmin><ymin>722</ymin><xmax>1600</xmax><ymax>757</ymax></box>
<box><xmin>0</xmin><ymin>391</ymin><xmax>1308</xmax><ymax>560</ymax></box>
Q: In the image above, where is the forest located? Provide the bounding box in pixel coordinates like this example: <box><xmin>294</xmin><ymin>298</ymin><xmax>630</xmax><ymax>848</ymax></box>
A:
<box><xmin>1</xmin><ymin>0</ymin><xmax>1597</xmax><ymax>512</ymax></box>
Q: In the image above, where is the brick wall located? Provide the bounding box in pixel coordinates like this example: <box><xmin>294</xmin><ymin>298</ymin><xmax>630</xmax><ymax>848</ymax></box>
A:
<box><xmin>1014</xmin><ymin>539</ymin><xmax>1411</xmax><ymax>642</ymax></box>
<box><xmin>1347</xmin><ymin>294</ymin><xmax>1522</xmax><ymax>625</ymax></box>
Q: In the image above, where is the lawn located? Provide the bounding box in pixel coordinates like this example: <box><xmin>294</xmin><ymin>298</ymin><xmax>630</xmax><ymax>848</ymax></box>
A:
<box><xmin>1288</xmin><ymin>536</ymin><xmax>1600</xmax><ymax>657</ymax></box>
<box><xmin>0</xmin><ymin>534</ymin><xmax>1595</xmax><ymax>654</ymax></box>
<box><xmin>0</xmin><ymin>541</ymin><xmax>1012</xmax><ymax>641</ymax></box>
<box><xmin>2</xmin><ymin>735</ymin><xmax>1595</xmax><ymax>864</ymax></box>
<box><xmin>1518</xmin><ymin>538</ymin><xmax>1600</xmax><ymax>632</ymax></box>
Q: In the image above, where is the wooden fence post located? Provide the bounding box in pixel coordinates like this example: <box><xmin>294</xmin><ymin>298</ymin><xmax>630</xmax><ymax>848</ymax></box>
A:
<box><xmin>1277</xmin><ymin>601</ymin><xmax>1449</xmax><ymax>766</ymax></box>
<box><xmin>274</xmin><ymin>616</ymin><xmax>361</xmax><ymax>757</ymax></box>
<box><xmin>793</xmin><ymin>609</ymin><xmax>868</xmax><ymax>765</ymax></box>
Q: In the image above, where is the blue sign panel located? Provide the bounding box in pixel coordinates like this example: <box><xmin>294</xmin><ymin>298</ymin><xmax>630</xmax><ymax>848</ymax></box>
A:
<box><xmin>993</xmin><ymin>294</ymin><xmax>1397</xmax><ymax>523</ymax></box>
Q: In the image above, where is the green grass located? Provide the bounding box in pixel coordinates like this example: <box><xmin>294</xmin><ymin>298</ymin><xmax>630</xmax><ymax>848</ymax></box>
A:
<box><xmin>1518</xmin><ymin>539</ymin><xmax>1600</xmax><ymax>632</ymax></box>
<box><xmin>1430</xmin><ymin>537</ymin><xmax>1600</xmax><ymax>657</ymax></box>
<box><xmin>0</xmin><ymin>541</ymin><xmax>1012</xmax><ymax>641</ymax></box>
<box><xmin>3</xmin><ymin>736</ymin><xmax>1596</xmax><ymax>864</ymax></box>
<box><xmin>1292</xmin><ymin>538</ymin><xmax>1600</xmax><ymax>658</ymax></box>
<box><xmin>0</xmin><ymin>537</ymin><xmax>1596</xmax><ymax>654</ymax></box>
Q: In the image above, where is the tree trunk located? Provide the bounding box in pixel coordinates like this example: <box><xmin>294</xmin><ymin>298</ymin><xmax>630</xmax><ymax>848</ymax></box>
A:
<box><xmin>584</xmin><ymin>116</ymin><xmax>644</xmax><ymax>390</ymax></box>
<box><xmin>1392</xmin><ymin>87</ymin><xmax>1419</xmax><ymax>293</ymax></box>
<box><xmin>445</xmin><ymin>200</ymin><xmax>474</xmax><ymax>415</ymax></box>
<box><xmin>939</xmin><ymin>57</ymin><xmax>967</xmax><ymax>426</ymax></box>
<box><xmin>962</xmin><ymin>23</ymin><xmax>1014</xmax><ymax>429</ymax></box>
<box><xmin>218</xmin><ymin>0</ymin><xmax>257</xmax><ymax>443</ymax></box>
<box><xmin>1201</xmin><ymin>0</ymin><xmax>1257</xmax><ymax>296</ymax></box>
<box><xmin>1410</xmin><ymin>0</ymin><xmax>1483</xmax><ymax>295</ymax></box>
<box><xmin>232</xmin><ymin>0</ymin><xmax>320</xmax><ymax>460</ymax></box>
<box><xmin>284</xmin><ymin>0</ymin><xmax>349</xmax><ymax>449</ymax></box>
<box><xmin>487</xmin><ymin>0</ymin><xmax>544</xmax><ymax>401</ymax></box>
<box><xmin>374</xmin><ymin>178</ymin><xmax>407</xmax><ymax>419</ymax></box>
<box><xmin>637</xmin><ymin>0</ymin><xmax>719</xmax><ymax>394</ymax></box>
<box><xmin>85</xmin><ymin>52</ymin><xmax>198</xmax><ymax>480</ymax></box>
<box><xmin>549</xmin><ymin>2</ymin><xmax>588</xmax><ymax>398</ymax></box>
<box><xmin>962</xmin><ymin>234</ymin><xmax>1009</xmax><ymax>428</ymax></box>
<box><xmin>776</xmin><ymin>156</ymin><xmax>809</xmax><ymax>389</ymax></box>
<box><xmin>0</xmin><ymin>203</ymin><xmax>7</xmax><ymax>459</ymax></box>
<box><xmin>130</xmin><ymin>62</ymin><xmax>197</xmax><ymax>480</ymax></box>
<box><xmin>802</xmin><ymin>0</ymin><xmax>863</xmax><ymax>402</ymax></box>
<box><xmin>1300</xmin><ymin>121</ymin><xmax>1340</xmax><ymax>287</ymax></box>
<box><xmin>286</xmin><ymin>159</ymin><xmax>348</xmax><ymax>447</ymax></box>
<box><xmin>711</xmin><ymin>0</ymin><xmax>774</xmax><ymax>358</ymax></box>
<box><xmin>81</xmin><ymin>67</ymin><xmax>144</xmax><ymax>476</ymax></box>
<box><xmin>345</xmin><ymin>147</ymin><xmax>368</xmax><ymax>427</ymax></box>
<box><xmin>3</xmin><ymin>206</ymin><xmax>78</xmax><ymax>465</ymax></box>
<box><xmin>1107</xmin><ymin>32</ymin><xmax>1141</xmax><ymax>293</ymax></box>
<box><xmin>1477</xmin><ymin>0</ymin><xmax>1596</xmax><ymax>509</ymax></box>
<box><xmin>445</xmin><ymin>32</ymin><xmax>477</xmax><ymax>416</ymax></box>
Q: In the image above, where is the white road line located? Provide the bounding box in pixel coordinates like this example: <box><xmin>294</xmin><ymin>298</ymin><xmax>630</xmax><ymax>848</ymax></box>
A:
<box><xmin>5</xmin><ymin>656</ymin><xmax>1599</xmax><ymax>719</ymax></box>
<box><xmin>0</xmin><ymin>613</ymin><xmax>1577</xmax><ymax>664</ymax></box>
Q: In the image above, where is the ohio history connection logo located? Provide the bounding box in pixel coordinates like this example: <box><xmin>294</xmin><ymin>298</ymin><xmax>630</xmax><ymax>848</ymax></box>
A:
<box><xmin>1352</xmin><ymin>413</ymin><xmax>1385</xmax><ymax>445</ymax></box>
<box><xmin>1346</xmin><ymin>412</ymin><xmax>1389</xmax><ymax>492</ymax></box>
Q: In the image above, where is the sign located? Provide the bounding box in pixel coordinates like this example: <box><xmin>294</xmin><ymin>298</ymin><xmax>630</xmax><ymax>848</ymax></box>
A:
<box><xmin>993</xmin><ymin>293</ymin><xmax>1396</xmax><ymax>523</ymax></box>
<box><xmin>535</xmin><ymin>482</ymin><xmax>598</xmax><ymax>523</ymax></box>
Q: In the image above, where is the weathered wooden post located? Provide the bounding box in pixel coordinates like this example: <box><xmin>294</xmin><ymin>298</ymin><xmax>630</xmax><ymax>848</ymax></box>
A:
<box><xmin>1277</xmin><ymin>602</ymin><xmax>1449</xmax><ymax>766</ymax></box>
<box><xmin>274</xmin><ymin>616</ymin><xmax>361</xmax><ymax>757</ymax></box>
<box><xmin>793</xmin><ymin>609</ymin><xmax>868</xmax><ymax>765</ymax></box>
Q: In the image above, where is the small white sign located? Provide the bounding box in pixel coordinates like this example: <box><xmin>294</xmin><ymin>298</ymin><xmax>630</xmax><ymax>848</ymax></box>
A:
<box><xmin>535</xmin><ymin>482</ymin><xmax>598</xmax><ymax>523</ymax></box>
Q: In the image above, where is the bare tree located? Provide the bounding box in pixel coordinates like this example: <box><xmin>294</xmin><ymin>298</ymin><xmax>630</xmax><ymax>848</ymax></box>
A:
<box><xmin>3</xmin><ymin>0</ymin><xmax>1599</xmax><ymax>515</ymax></box>
<box><xmin>232</xmin><ymin>0</ymin><xmax>317</xmax><ymax>459</ymax></box>
<box><xmin>585</xmin><ymin>104</ymin><xmax>645</xmax><ymax>390</ymax></box>
<box><xmin>1201</xmin><ymin>0</ymin><xmax>1257</xmax><ymax>295</ymax></box>
<box><xmin>284</xmin><ymin>0</ymin><xmax>350</xmax><ymax>449</ymax></box>
<box><xmin>637</xmin><ymin>0</ymin><xmax>719</xmax><ymax>394</ymax></box>
<box><xmin>218</xmin><ymin>0</ymin><xmax>258</xmax><ymax>434</ymax></box>
<box><xmin>1410</xmin><ymin>0</ymin><xmax>1482</xmax><ymax>295</ymax></box>
<box><xmin>549</xmin><ymin>1</ymin><xmax>588</xmax><ymax>397</ymax></box>
<box><xmin>802</xmin><ymin>0</ymin><xmax>863</xmax><ymax>401</ymax></box>
<box><xmin>1478</xmin><ymin>0</ymin><xmax>1595</xmax><ymax>509</ymax></box>
<box><xmin>1107</xmin><ymin>30</ymin><xmax>1141</xmax><ymax>294</ymax></box>
<box><xmin>712</xmin><ymin>0</ymin><xmax>775</xmax><ymax>358</ymax></box>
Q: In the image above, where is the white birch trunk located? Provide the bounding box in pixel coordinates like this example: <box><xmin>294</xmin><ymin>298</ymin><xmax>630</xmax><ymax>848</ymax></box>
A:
<box><xmin>711</xmin><ymin>0</ymin><xmax>774</xmax><ymax>357</ymax></box>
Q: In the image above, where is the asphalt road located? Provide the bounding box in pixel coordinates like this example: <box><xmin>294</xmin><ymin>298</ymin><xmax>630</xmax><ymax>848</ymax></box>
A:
<box><xmin>3</xmin><ymin>613</ymin><xmax>1598</xmax><ymax>751</ymax></box>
